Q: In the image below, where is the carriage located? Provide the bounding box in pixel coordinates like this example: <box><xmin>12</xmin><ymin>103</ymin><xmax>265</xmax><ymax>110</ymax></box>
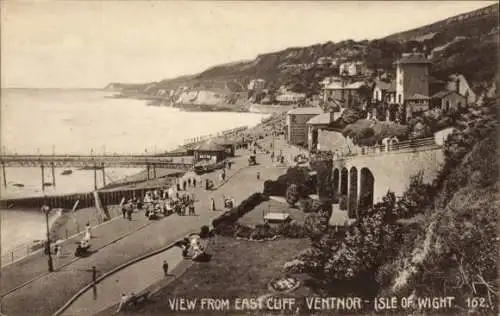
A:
<box><xmin>248</xmin><ymin>155</ymin><xmax>257</xmax><ymax>166</ymax></box>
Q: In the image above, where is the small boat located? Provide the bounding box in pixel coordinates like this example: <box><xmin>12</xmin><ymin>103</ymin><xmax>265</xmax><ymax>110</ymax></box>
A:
<box><xmin>61</xmin><ymin>169</ymin><xmax>73</xmax><ymax>175</ymax></box>
<box><xmin>13</xmin><ymin>183</ymin><xmax>24</xmax><ymax>188</ymax></box>
<box><xmin>44</xmin><ymin>182</ymin><xmax>53</xmax><ymax>187</ymax></box>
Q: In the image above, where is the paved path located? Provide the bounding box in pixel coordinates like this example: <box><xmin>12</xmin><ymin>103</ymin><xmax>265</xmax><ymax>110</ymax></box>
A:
<box><xmin>1</xmin><ymin>145</ymin><xmax>289</xmax><ymax>316</ymax></box>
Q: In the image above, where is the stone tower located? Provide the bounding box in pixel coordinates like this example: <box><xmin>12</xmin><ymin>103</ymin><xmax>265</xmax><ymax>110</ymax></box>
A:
<box><xmin>394</xmin><ymin>52</ymin><xmax>432</xmax><ymax>105</ymax></box>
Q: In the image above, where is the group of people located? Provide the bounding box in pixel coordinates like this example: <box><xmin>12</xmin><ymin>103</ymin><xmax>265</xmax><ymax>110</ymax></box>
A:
<box><xmin>121</xmin><ymin>187</ymin><xmax>198</xmax><ymax>220</ymax></box>
<box><xmin>176</xmin><ymin>176</ymin><xmax>202</xmax><ymax>191</ymax></box>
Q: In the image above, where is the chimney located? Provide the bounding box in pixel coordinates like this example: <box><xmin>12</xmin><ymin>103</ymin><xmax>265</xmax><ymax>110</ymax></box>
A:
<box><xmin>455</xmin><ymin>78</ymin><xmax>460</xmax><ymax>93</ymax></box>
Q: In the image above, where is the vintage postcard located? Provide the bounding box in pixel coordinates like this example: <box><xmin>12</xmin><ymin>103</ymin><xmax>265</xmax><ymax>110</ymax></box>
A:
<box><xmin>0</xmin><ymin>1</ymin><xmax>498</xmax><ymax>315</ymax></box>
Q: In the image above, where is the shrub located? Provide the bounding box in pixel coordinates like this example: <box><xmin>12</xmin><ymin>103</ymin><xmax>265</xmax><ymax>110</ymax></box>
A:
<box><xmin>277</xmin><ymin>222</ymin><xmax>307</xmax><ymax>238</ymax></box>
<box><xmin>339</xmin><ymin>108</ymin><xmax>365</xmax><ymax>126</ymax></box>
<box><xmin>250</xmin><ymin>223</ymin><xmax>276</xmax><ymax>240</ymax></box>
<box><xmin>262</xmin><ymin>166</ymin><xmax>312</xmax><ymax>197</ymax></box>
<box><xmin>286</xmin><ymin>184</ymin><xmax>300</xmax><ymax>206</ymax></box>
<box><xmin>199</xmin><ymin>225</ymin><xmax>211</xmax><ymax>238</ymax></box>
<box><xmin>214</xmin><ymin>222</ymin><xmax>239</xmax><ymax>236</ymax></box>
<box><xmin>339</xmin><ymin>195</ymin><xmax>348</xmax><ymax>210</ymax></box>
<box><xmin>284</xmin><ymin>259</ymin><xmax>306</xmax><ymax>274</ymax></box>
<box><xmin>304</xmin><ymin>213</ymin><xmax>329</xmax><ymax>240</ymax></box>
<box><xmin>298</xmin><ymin>198</ymin><xmax>313</xmax><ymax>212</ymax></box>
<box><xmin>235</xmin><ymin>225</ymin><xmax>253</xmax><ymax>239</ymax></box>
<box><xmin>299</xmin><ymin>194</ymin><xmax>401</xmax><ymax>281</ymax></box>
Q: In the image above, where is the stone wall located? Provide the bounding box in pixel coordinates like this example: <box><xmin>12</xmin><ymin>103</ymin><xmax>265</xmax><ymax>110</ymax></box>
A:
<box><xmin>332</xmin><ymin>147</ymin><xmax>444</xmax><ymax>204</ymax></box>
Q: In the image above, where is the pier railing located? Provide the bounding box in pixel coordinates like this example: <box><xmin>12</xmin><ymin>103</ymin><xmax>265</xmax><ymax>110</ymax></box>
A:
<box><xmin>0</xmin><ymin>184</ymin><xmax>174</xmax><ymax>267</ymax></box>
<box><xmin>182</xmin><ymin>126</ymin><xmax>248</xmax><ymax>147</ymax></box>
<box><xmin>0</xmin><ymin>154</ymin><xmax>195</xmax><ymax>168</ymax></box>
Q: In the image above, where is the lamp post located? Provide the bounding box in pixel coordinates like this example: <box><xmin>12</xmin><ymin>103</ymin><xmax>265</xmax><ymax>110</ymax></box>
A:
<box><xmin>42</xmin><ymin>203</ymin><xmax>54</xmax><ymax>272</ymax></box>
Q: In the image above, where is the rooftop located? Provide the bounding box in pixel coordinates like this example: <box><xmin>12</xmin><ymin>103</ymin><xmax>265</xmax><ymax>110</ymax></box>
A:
<box><xmin>407</xmin><ymin>93</ymin><xmax>430</xmax><ymax>100</ymax></box>
<box><xmin>306</xmin><ymin>109</ymin><xmax>345</xmax><ymax>125</ymax></box>
<box><xmin>324</xmin><ymin>81</ymin><xmax>365</xmax><ymax>90</ymax></box>
<box><xmin>195</xmin><ymin>140</ymin><xmax>226</xmax><ymax>152</ymax></box>
<box><xmin>345</xmin><ymin>81</ymin><xmax>366</xmax><ymax>89</ymax></box>
<box><xmin>324</xmin><ymin>82</ymin><xmax>344</xmax><ymax>90</ymax></box>
<box><xmin>287</xmin><ymin>107</ymin><xmax>324</xmax><ymax>115</ymax></box>
<box><xmin>431</xmin><ymin>90</ymin><xmax>463</xmax><ymax>99</ymax></box>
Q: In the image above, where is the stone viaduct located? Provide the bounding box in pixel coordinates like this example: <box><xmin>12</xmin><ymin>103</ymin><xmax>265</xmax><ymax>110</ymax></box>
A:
<box><xmin>329</xmin><ymin>137</ymin><xmax>445</xmax><ymax>218</ymax></box>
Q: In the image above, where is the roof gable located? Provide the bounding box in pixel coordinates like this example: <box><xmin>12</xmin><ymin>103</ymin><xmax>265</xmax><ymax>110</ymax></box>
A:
<box><xmin>431</xmin><ymin>90</ymin><xmax>464</xmax><ymax>99</ymax></box>
<box><xmin>287</xmin><ymin>107</ymin><xmax>324</xmax><ymax>115</ymax></box>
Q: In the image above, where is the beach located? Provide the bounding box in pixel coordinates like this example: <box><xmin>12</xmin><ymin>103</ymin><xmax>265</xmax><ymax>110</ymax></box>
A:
<box><xmin>0</xmin><ymin>88</ymin><xmax>268</xmax><ymax>258</ymax></box>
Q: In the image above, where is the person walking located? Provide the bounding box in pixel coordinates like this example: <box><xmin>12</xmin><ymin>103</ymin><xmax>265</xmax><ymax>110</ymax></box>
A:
<box><xmin>257</xmin><ymin>171</ymin><xmax>260</xmax><ymax>180</ymax></box>
<box><xmin>127</xmin><ymin>204</ymin><xmax>133</xmax><ymax>221</ymax></box>
<box><xmin>121</xmin><ymin>204</ymin><xmax>127</xmax><ymax>219</ymax></box>
<box><xmin>117</xmin><ymin>293</ymin><xmax>129</xmax><ymax>313</ymax></box>
<box><xmin>176</xmin><ymin>182</ymin><xmax>181</xmax><ymax>191</ymax></box>
<box><xmin>193</xmin><ymin>178</ymin><xmax>197</xmax><ymax>188</ymax></box>
<box><xmin>183</xmin><ymin>180</ymin><xmax>187</xmax><ymax>191</ymax></box>
<box><xmin>187</xmin><ymin>178</ymin><xmax>192</xmax><ymax>187</ymax></box>
<box><xmin>84</xmin><ymin>223</ymin><xmax>92</xmax><ymax>240</ymax></box>
<box><xmin>162</xmin><ymin>260</ymin><xmax>169</xmax><ymax>277</ymax></box>
<box><xmin>210</xmin><ymin>197</ymin><xmax>216</xmax><ymax>211</ymax></box>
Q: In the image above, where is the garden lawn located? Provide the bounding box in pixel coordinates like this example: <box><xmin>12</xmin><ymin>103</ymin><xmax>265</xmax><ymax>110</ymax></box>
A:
<box><xmin>101</xmin><ymin>235</ymin><xmax>311</xmax><ymax>316</ymax></box>
<box><xmin>237</xmin><ymin>200</ymin><xmax>307</xmax><ymax>227</ymax></box>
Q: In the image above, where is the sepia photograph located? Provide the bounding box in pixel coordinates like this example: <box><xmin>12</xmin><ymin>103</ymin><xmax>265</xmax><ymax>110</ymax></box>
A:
<box><xmin>0</xmin><ymin>1</ymin><xmax>498</xmax><ymax>315</ymax></box>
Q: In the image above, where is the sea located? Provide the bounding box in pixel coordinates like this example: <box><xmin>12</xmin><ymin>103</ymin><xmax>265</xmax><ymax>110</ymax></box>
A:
<box><xmin>0</xmin><ymin>88</ymin><xmax>267</xmax><ymax>256</ymax></box>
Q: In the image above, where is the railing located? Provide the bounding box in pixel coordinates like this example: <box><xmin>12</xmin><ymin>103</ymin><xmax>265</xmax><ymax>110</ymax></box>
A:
<box><xmin>0</xmin><ymin>154</ymin><xmax>195</xmax><ymax>168</ymax></box>
<box><xmin>331</xmin><ymin>137</ymin><xmax>440</xmax><ymax>160</ymax></box>
<box><xmin>0</xmin><ymin>184</ymin><xmax>174</xmax><ymax>266</ymax></box>
<box><xmin>182</xmin><ymin>126</ymin><xmax>248</xmax><ymax>146</ymax></box>
<box><xmin>0</xmin><ymin>205</ymin><xmax>129</xmax><ymax>267</ymax></box>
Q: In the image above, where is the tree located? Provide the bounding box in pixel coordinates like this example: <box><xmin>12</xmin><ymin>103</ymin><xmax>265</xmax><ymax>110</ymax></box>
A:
<box><xmin>299</xmin><ymin>193</ymin><xmax>400</xmax><ymax>281</ymax></box>
<box><xmin>339</xmin><ymin>108</ymin><xmax>364</xmax><ymax>126</ymax></box>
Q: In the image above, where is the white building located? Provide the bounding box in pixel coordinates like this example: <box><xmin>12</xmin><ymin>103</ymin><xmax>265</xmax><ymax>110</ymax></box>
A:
<box><xmin>248</xmin><ymin>79</ymin><xmax>266</xmax><ymax>91</ymax></box>
<box><xmin>276</xmin><ymin>92</ymin><xmax>307</xmax><ymax>105</ymax></box>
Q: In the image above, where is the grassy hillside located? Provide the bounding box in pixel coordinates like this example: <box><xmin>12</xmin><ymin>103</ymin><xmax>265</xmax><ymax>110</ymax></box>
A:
<box><xmin>374</xmin><ymin>98</ymin><xmax>499</xmax><ymax>309</ymax></box>
<box><xmin>109</xmin><ymin>4</ymin><xmax>498</xmax><ymax>102</ymax></box>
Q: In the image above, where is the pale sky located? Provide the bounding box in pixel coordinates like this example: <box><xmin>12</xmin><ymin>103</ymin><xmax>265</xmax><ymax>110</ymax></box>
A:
<box><xmin>1</xmin><ymin>1</ymin><xmax>495</xmax><ymax>88</ymax></box>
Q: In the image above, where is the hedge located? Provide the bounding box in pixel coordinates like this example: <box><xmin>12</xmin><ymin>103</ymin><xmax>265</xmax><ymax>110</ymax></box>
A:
<box><xmin>212</xmin><ymin>192</ymin><xmax>268</xmax><ymax>229</ymax></box>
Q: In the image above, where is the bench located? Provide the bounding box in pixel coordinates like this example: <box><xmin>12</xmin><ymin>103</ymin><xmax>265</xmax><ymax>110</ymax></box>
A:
<box><xmin>124</xmin><ymin>291</ymin><xmax>150</xmax><ymax>310</ymax></box>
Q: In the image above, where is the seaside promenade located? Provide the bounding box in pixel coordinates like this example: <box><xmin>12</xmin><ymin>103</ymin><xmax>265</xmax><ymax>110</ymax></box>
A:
<box><xmin>0</xmin><ymin>138</ymin><xmax>291</xmax><ymax>316</ymax></box>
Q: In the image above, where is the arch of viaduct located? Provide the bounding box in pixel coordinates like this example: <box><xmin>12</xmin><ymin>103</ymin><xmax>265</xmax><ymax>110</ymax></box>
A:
<box><xmin>331</xmin><ymin>147</ymin><xmax>445</xmax><ymax>218</ymax></box>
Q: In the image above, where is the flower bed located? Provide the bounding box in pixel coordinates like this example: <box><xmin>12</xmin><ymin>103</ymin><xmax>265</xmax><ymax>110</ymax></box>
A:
<box><xmin>236</xmin><ymin>235</ymin><xmax>279</xmax><ymax>242</ymax></box>
<box><xmin>268</xmin><ymin>276</ymin><xmax>301</xmax><ymax>293</ymax></box>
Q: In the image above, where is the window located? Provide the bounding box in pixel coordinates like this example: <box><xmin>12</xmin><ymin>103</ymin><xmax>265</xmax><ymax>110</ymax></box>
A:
<box><xmin>290</xmin><ymin>115</ymin><xmax>296</xmax><ymax>123</ymax></box>
<box><xmin>398</xmin><ymin>94</ymin><xmax>402</xmax><ymax>104</ymax></box>
<box><xmin>443</xmin><ymin>100</ymin><xmax>450</xmax><ymax>111</ymax></box>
